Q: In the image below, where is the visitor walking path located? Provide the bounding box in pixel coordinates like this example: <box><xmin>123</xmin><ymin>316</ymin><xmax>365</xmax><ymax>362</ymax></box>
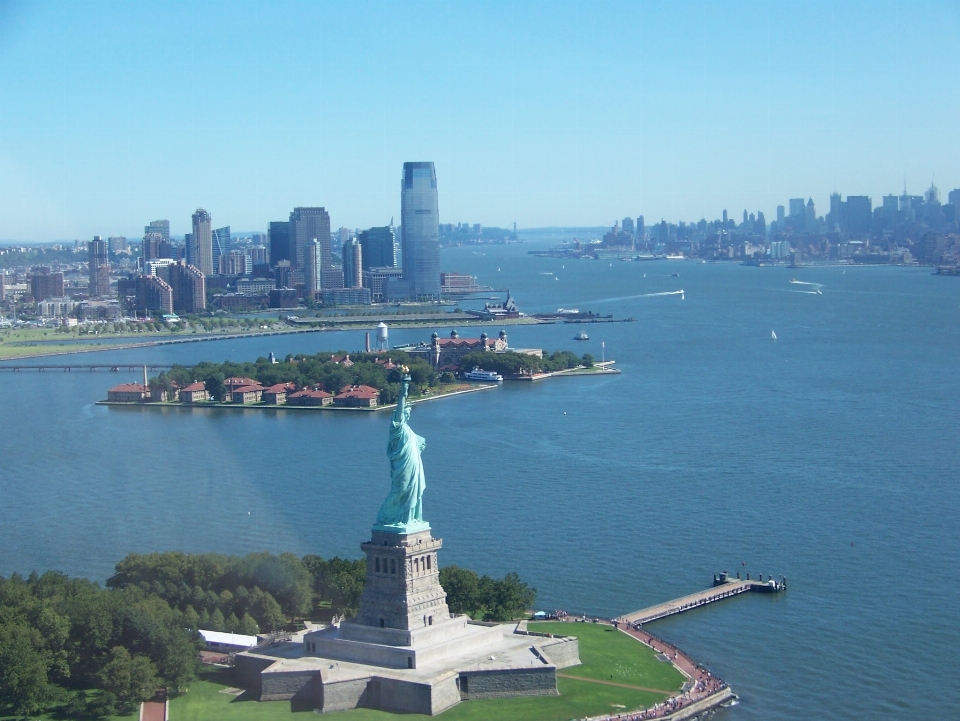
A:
<box><xmin>139</xmin><ymin>689</ymin><xmax>166</xmax><ymax>721</ymax></box>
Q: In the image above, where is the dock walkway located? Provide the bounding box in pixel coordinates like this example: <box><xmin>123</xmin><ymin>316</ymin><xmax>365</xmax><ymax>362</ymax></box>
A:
<box><xmin>619</xmin><ymin>576</ymin><xmax>784</xmax><ymax>625</ymax></box>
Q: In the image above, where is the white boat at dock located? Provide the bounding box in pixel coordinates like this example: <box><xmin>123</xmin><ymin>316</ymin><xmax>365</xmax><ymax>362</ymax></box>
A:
<box><xmin>463</xmin><ymin>368</ymin><xmax>503</xmax><ymax>382</ymax></box>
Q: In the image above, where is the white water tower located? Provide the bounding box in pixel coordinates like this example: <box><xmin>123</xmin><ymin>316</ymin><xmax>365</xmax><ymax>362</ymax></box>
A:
<box><xmin>376</xmin><ymin>322</ymin><xmax>389</xmax><ymax>351</ymax></box>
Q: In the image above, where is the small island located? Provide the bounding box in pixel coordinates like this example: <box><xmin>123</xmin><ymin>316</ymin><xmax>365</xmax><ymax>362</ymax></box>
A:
<box><xmin>100</xmin><ymin>336</ymin><xmax>615</xmax><ymax>411</ymax></box>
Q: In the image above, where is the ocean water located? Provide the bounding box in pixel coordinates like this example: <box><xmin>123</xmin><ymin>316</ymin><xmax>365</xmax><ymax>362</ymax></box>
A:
<box><xmin>1</xmin><ymin>243</ymin><xmax>958</xmax><ymax>720</ymax></box>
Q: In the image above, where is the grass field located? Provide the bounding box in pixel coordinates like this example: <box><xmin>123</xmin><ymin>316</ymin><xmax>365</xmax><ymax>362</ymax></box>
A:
<box><xmin>168</xmin><ymin>622</ymin><xmax>682</xmax><ymax>721</ymax></box>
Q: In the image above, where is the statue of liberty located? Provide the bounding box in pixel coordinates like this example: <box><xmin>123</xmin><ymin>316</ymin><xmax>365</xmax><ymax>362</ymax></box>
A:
<box><xmin>374</xmin><ymin>372</ymin><xmax>430</xmax><ymax>534</ymax></box>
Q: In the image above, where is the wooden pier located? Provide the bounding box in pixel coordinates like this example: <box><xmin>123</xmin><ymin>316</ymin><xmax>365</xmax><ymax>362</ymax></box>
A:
<box><xmin>619</xmin><ymin>573</ymin><xmax>786</xmax><ymax>625</ymax></box>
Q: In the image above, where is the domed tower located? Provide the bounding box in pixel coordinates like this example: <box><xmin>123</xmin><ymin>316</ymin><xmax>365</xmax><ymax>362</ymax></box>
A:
<box><xmin>499</xmin><ymin>328</ymin><xmax>508</xmax><ymax>349</ymax></box>
<box><xmin>430</xmin><ymin>332</ymin><xmax>440</xmax><ymax>367</ymax></box>
<box><xmin>479</xmin><ymin>331</ymin><xmax>488</xmax><ymax>351</ymax></box>
<box><xmin>449</xmin><ymin>329</ymin><xmax>459</xmax><ymax>339</ymax></box>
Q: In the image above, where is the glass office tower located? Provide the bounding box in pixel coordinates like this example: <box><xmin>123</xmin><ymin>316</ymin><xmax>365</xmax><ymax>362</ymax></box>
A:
<box><xmin>399</xmin><ymin>162</ymin><xmax>440</xmax><ymax>300</ymax></box>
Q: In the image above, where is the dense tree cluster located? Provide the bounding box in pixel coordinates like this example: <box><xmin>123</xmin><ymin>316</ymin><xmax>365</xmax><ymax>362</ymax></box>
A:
<box><xmin>0</xmin><ymin>571</ymin><xmax>200</xmax><ymax>718</ymax></box>
<box><xmin>439</xmin><ymin>566</ymin><xmax>537</xmax><ymax>621</ymax></box>
<box><xmin>151</xmin><ymin>351</ymin><xmax>438</xmax><ymax>402</ymax></box>
<box><xmin>458</xmin><ymin>349</ymin><xmax>590</xmax><ymax>376</ymax></box>
<box><xmin>0</xmin><ymin>551</ymin><xmax>534</xmax><ymax>718</ymax></box>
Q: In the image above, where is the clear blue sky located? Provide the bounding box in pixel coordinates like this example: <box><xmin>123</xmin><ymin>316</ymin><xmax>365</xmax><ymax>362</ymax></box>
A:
<box><xmin>1</xmin><ymin>0</ymin><xmax>957</xmax><ymax>242</ymax></box>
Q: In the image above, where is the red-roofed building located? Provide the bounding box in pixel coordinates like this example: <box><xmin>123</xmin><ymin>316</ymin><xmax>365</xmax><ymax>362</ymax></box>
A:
<box><xmin>287</xmin><ymin>388</ymin><xmax>334</xmax><ymax>406</ymax></box>
<box><xmin>224</xmin><ymin>377</ymin><xmax>259</xmax><ymax>393</ymax></box>
<box><xmin>263</xmin><ymin>382</ymin><xmax>297</xmax><ymax>405</ymax></box>
<box><xmin>330</xmin><ymin>354</ymin><xmax>354</xmax><ymax>367</ymax></box>
<box><xmin>334</xmin><ymin>384</ymin><xmax>380</xmax><ymax>407</ymax></box>
<box><xmin>107</xmin><ymin>383</ymin><xmax>148</xmax><ymax>402</ymax></box>
<box><xmin>231</xmin><ymin>385</ymin><xmax>264</xmax><ymax>404</ymax></box>
<box><xmin>180</xmin><ymin>382</ymin><xmax>208</xmax><ymax>403</ymax></box>
<box><xmin>375</xmin><ymin>357</ymin><xmax>397</xmax><ymax>370</ymax></box>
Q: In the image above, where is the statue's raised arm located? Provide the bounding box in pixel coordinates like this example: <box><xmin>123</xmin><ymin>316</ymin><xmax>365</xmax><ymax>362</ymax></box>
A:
<box><xmin>374</xmin><ymin>372</ymin><xmax>429</xmax><ymax>534</ymax></box>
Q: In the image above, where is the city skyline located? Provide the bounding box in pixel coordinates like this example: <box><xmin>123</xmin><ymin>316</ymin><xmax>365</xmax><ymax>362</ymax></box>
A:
<box><xmin>1</xmin><ymin>1</ymin><xmax>958</xmax><ymax>242</ymax></box>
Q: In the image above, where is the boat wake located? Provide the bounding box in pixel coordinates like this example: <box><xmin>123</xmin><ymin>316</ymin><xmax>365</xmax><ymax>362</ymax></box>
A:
<box><xmin>586</xmin><ymin>290</ymin><xmax>685</xmax><ymax>304</ymax></box>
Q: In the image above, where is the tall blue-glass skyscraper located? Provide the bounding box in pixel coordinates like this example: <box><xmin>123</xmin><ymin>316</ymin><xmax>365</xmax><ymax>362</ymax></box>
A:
<box><xmin>398</xmin><ymin>162</ymin><xmax>440</xmax><ymax>300</ymax></box>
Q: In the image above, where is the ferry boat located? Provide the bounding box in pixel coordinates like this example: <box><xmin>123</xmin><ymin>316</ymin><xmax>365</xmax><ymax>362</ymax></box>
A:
<box><xmin>464</xmin><ymin>368</ymin><xmax>503</xmax><ymax>382</ymax></box>
<box><xmin>574</xmin><ymin>331</ymin><xmax>589</xmax><ymax>341</ymax></box>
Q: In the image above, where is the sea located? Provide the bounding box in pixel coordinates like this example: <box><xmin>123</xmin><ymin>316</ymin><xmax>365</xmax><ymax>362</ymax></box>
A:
<box><xmin>2</xmin><ymin>239</ymin><xmax>958</xmax><ymax>720</ymax></box>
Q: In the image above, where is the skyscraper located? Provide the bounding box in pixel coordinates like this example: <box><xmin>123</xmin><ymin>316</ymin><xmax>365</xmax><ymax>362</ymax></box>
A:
<box><xmin>212</xmin><ymin>226</ymin><xmax>231</xmax><ymax>274</ymax></box>
<box><xmin>268</xmin><ymin>221</ymin><xmax>292</xmax><ymax>266</ymax></box>
<box><xmin>304</xmin><ymin>240</ymin><xmax>321</xmax><ymax>296</ymax></box>
<box><xmin>789</xmin><ymin>198</ymin><xmax>805</xmax><ymax>218</ymax></box>
<box><xmin>398</xmin><ymin>162</ymin><xmax>440</xmax><ymax>300</ymax></box>
<box><xmin>358</xmin><ymin>224</ymin><xmax>397</xmax><ymax>269</ymax></box>
<box><xmin>88</xmin><ymin>236</ymin><xmax>110</xmax><ymax>297</ymax></box>
<box><xmin>144</xmin><ymin>220</ymin><xmax>170</xmax><ymax>240</ymax></box>
<box><xmin>776</xmin><ymin>205</ymin><xmax>785</xmax><ymax>225</ymax></box>
<box><xmin>342</xmin><ymin>239</ymin><xmax>363</xmax><ymax>289</ymax></box>
<box><xmin>290</xmin><ymin>207</ymin><xmax>331</xmax><ymax>272</ymax></box>
<box><xmin>191</xmin><ymin>209</ymin><xmax>213</xmax><ymax>277</ymax></box>
<box><xmin>622</xmin><ymin>217</ymin><xmax>635</xmax><ymax>236</ymax></box>
<box><xmin>828</xmin><ymin>192</ymin><xmax>843</xmax><ymax>231</ymax></box>
<box><xmin>845</xmin><ymin>196</ymin><xmax>872</xmax><ymax>235</ymax></box>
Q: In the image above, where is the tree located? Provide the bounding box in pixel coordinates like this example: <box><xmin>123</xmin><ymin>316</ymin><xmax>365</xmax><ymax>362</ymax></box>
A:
<box><xmin>204</xmin><ymin>372</ymin><xmax>225</xmax><ymax>401</ymax></box>
<box><xmin>0</xmin><ymin>624</ymin><xmax>50</xmax><ymax>718</ymax></box>
<box><xmin>581</xmin><ymin>353</ymin><xmax>594</xmax><ymax>368</ymax></box>
<box><xmin>439</xmin><ymin>566</ymin><xmax>481</xmax><ymax>617</ymax></box>
<box><xmin>97</xmin><ymin>646</ymin><xmax>158</xmax><ymax>714</ymax></box>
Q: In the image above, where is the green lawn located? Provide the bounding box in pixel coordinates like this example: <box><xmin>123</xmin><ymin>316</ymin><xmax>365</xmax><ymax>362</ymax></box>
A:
<box><xmin>168</xmin><ymin>622</ymin><xmax>682</xmax><ymax>721</ymax></box>
<box><xmin>528</xmin><ymin>621</ymin><xmax>685</xmax><ymax>691</ymax></box>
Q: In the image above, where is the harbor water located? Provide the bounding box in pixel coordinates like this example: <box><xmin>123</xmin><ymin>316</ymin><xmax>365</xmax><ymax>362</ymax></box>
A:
<box><xmin>1</xmin><ymin>241</ymin><xmax>958</xmax><ymax>719</ymax></box>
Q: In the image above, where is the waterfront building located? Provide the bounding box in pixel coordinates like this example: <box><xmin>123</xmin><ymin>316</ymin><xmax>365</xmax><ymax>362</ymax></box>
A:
<box><xmin>333</xmin><ymin>384</ymin><xmax>380</xmax><ymax>407</ymax></box>
<box><xmin>363</xmin><ymin>267</ymin><xmax>403</xmax><ymax>301</ymax></box>
<box><xmin>87</xmin><ymin>236</ymin><xmax>110</xmax><ymax>298</ymax></box>
<box><xmin>231</xmin><ymin>384</ymin><xmax>264</xmax><ymax>404</ymax></box>
<box><xmin>404</xmin><ymin>328</ymin><xmax>521</xmax><ymax>369</ymax></box>
<box><xmin>179</xmin><ymin>382</ymin><xmax>208</xmax><ymax>403</ymax></box>
<box><xmin>262</xmin><ymin>383</ymin><xmax>296</xmax><ymax>405</ymax></box>
<box><xmin>358</xmin><ymin>224</ymin><xmax>397</xmax><ymax>269</ymax></box>
<box><xmin>144</xmin><ymin>219</ymin><xmax>170</xmax><ymax>240</ymax></box>
<box><xmin>37</xmin><ymin>297</ymin><xmax>76</xmax><ymax>318</ymax></box>
<box><xmin>393</xmin><ymin>162</ymin><xmax>440</xmax><ymax>300</ymax></box>
<box><xmin>287</xmin><ymin>388</ymin><xmax>333</xmax><ymax>406</ymax></box>
<box><xmin>269</xmin><ymin>288</ymin><xmax>298</xmax><ymax>308</ymax></box>
<box><xmin>191</xmin><ymin>209</ymin><xmax>213</xmax><ymax>276</ymax></box>
<box><xmin>321</xmin><ymin>287</ymin><xmax>372</xmax><ymax>306</ymax></box>
<box><xmin>622</xmin><ymin>216</ymin><xmax>635</xmax><ymax>237</ymax></box>
<box><xmin>106</xmin><ymin>383</ymin><xmax>148</xmax><ymax>402</ymax></box>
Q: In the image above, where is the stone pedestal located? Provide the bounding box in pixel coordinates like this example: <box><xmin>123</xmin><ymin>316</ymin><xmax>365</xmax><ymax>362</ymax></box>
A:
<box><xmin>350</xmin><ymin>529</ymin><xmax>450</xmax><ymax>633</ymax></box>
<box><xmin>309</xmin><ymin>529</ymin><xmax>505</xmax><ymax>670</ymax></box>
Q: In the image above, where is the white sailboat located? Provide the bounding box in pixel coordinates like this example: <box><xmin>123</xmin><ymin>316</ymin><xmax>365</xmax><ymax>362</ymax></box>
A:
<box><xmin>771</xmin><ymin>330</ymin><xmax>777</xmax><ymax>341</ymax></box>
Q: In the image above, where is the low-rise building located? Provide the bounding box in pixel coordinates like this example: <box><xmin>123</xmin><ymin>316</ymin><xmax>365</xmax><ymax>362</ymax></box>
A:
<box><xmin>232</xmin><ymin>385</ymin><xmax>264</xmax><ymax>404</ymax></box>
<box><xmin>262</xmin><ymin>382</ymin><xmax>296</xmax><ymax>405</ymax></box>
<box><xmin>224</xmin><ymin>377</ymin><xmax>260</xmax><ymax>394</ymax></box>
<box><xmin>180</xmin><ymin>382</ymin><xmax>208</xmax><ymax>403</ymax></box>
<box><xmin>334</xmin><ymin>384</ymin><xmax>380</xmax><ymax>407</ymax></box>
<box><xmin>107</xmin><ymin>383</ymin><xmax>148</xmax><ymax>402</ymax></box>
<box><xmin>198</xmin><ymin>629</ymin><xmax>257</xmax><ymax>654</ymax></box>
<box><xmin>288</xmin><ymin>388</ymin><xmax>334</xmax><ymax>406</ymax></box>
